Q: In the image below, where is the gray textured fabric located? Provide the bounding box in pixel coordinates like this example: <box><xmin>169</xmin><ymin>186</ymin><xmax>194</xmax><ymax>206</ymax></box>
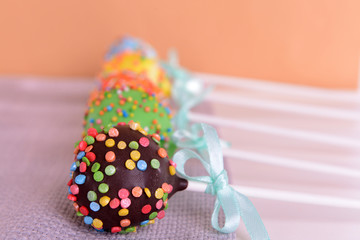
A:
<box><xmin>0</xmin><ymin>78</ymin><xmax>235</xmax><ymax>240</ymax></box>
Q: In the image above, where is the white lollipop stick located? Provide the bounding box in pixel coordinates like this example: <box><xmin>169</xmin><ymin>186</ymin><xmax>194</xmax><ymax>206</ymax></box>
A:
<box><xmin>186</xmin><ymin>181</ymin><xmax>360</xmax><ymax>209</ymax></box>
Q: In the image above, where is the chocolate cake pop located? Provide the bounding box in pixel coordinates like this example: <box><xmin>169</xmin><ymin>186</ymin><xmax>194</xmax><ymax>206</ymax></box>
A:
<box><xmin>68</xmin><ymin>123</ymin><xmax>188</xmax><ymax>233</ymax></box>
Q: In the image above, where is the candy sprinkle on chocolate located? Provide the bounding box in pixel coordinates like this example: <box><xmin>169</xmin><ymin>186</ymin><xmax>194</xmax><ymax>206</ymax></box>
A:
<box><xmin>67</xmin><ymin>124</ymin><xmax>187</xmax><ymax>232</ymax></box>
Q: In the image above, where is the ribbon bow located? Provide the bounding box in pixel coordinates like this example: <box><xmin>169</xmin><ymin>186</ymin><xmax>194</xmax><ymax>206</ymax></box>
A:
<box><xmin>173</xmin><ymin>123</ymin><xmax>270</xmax><ymax>239</ymax></box>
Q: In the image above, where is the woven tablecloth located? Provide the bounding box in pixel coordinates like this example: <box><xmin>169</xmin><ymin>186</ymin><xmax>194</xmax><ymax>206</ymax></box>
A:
<box><xmin>0</xmin><ymin>78</ymin><xmax>236</xmax><ymax>240</ymax></box>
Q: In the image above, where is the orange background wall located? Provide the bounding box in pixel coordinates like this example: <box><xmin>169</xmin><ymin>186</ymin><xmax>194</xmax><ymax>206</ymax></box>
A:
<box><xmin>0</xmin><ymin>0</ymin><xmax>359</xmax><ymax>89</ymax></box>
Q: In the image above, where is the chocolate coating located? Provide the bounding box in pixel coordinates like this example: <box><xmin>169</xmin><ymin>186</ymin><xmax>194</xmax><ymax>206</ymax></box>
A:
<box><xmin>70</xmin><ymin>124</ymin><xmax>187</xmax><ymax>232</ymax></box>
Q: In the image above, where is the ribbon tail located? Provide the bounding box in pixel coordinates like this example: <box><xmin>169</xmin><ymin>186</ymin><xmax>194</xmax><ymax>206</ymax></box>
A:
<box><xmin>211</xmin><ymin>187</ymin><xmax>241</xmax><ymax>234</ymax></box>
<box><xmin>236</xmin><ymin>191</ymin><xmax>270</xmax><ymax>240</ymax></box>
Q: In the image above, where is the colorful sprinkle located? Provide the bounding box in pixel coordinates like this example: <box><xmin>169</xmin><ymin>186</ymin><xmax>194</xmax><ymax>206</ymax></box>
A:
<box><xmin>92</xmin><ymin>218</ymin><xmax>103</xmax><ymax>229</ymax></box>
<box><xmin>67</xmin><ymin>179</ymin><xmax>73</xmax><ymax>186</ymax></box>
<box><xmin>118</xmin><ymin>188</ymin><xmax>130</xmax><ymax>199</ymax></box>
<box><xmin>84</xmin><ymin>136</ymin><xmax>95</xmax><ymax>145</ymax></box>
<box><xmin>129</xmin><ymin>141</ymin><xmax>139</xmax><ymax>150</ymax></box>
<box><xmin>103</xmin><ymin>124</ymin><xmax>113</xmax><ymax>134</ymax></box>
<box><xmin>85</xmin><ymin>145</ymin><xmax>94</xmax><ymax>153</ymax></box>
<box><xmin>99</xmin><ymin>196</ymin><xmax>111</xmax><ymax>206</ymax></box>
<box><xmin>90</xmin><ymin>202</ymin><xmax>100</xmax><ymax>212</ymax></box>
<box><xmin>132</xmin><ymin>186</ymin><xmax>143</xmax><ymax>198</ymax></box>
<box><xmin>169</xmin><ymin>159</ymin><xmax>177</xmax><ymax>167</ymax></box>
<box><xmin>152</xmin><ymin>133</ymin><xmax>161</xmax><ymax>142</ymax></box>
<box><xmin>77</xmin><ymin>151</ymin><xmax>85</xmax><ymax>160</ymax></box>
<box><xmin>137</xmin><ymin>160</ymin><xmax>147</xmax><ymax>171</ymax></box>
<box><xmin>149</xmin><ymin>212</ymin><xmax>157</xmax><ymax>220</ymax></box>
<box><xmin>111</xmin><ymin>226</ymin><xmax>122</xmax><ymax>233</ymax></box>
<box><xmin>85</xmin><ymin>152</ymin><xmax>96</xmax><ymax>162</ymax></box>
<box><xmin>108</xmin><ymin>128</ymin><xmax>119</xmax><ymax>137</ymax></box>
<box><xmin>84</xmin><ymin>216</ymin><xmax>93</xmax><ymax>225</ymax></box>
<box><xmin>109</xmin><ymin>198</ymin><xmax>120</xmax><ymax>209</ymax></box>
<box><xmin>75</xmin><ymin>174</ymin><xmax>86</xmax><ymax>185</ymax></box>
<box><xmin>82</xmin><ymin>157</ymin><xmax>90</xmax><ymax>166</ymax></box>
<box><xmin>87</xmin><ymin>191</ymin><xmax>97</xmax><ymax>201</ymax></box>
<box><xmin>70</xmin><ymin>162</ymin><xmax>77</xmax><ymax>171</ymax></box>
<box><xmin>168</xmin><ymin>184</ymin><xmax>173</xmax><ymax>193</ymax></box>
<box><xmin>93</xmin><ymin>171</ymin><xmax>104</xmax><ymax>182</ymax></box>
<box><xmin>157</xmin><ymin>210</ymin><xmax>165</xmax><ymax>219</ymax></box>
<box><xmin>79</xmin><ymin>206</ymin><xmax>89</xmax><ymax>216</ymax></box>
<box><xmin>156</xmin><ymin>199</ymin><xmax>163</xmax><ymax>210</ymax></box>
<box><xmin>138</xmin><ymin>128</ymin><xmax>148</xmax><ymax>136</ymax></box>
<box><xmin>150</xmin><ymin>159</ymin><xmax>160</xmax><ymax>169</ymax></box>
<box><xmin>70</xmin><ymin>184</ymin><xmax>79</xmax><ymax>195</ymax></box>
<box><xmin>163</xmin><ymin>193</ymin><xmax>168</xmax><ymax>201</ymax></box>
<box><xmin>129</xmin><ymin>121</ymin><xmax>139</xmax><ymax>130</ymax></box>
<box><xmin>73</xmin><ymin>145</ymin><xmax>79</xmax><ymax>154</ymax></box>
<box><xmin>87</xmin><ymin>128</ymin><xmax>98</xmax><ymax>137</ymax></box>
<box><xmin>141</xmin><ymin>204</ymin><xmax>151</xmax><ymax>214</ymax></box>
<box><xmin>67</xmin><ymin>194</ymin><xmax>77</xmax><ymax>201</ymax></box>
<box><xmin>140</xmin><ymin>220</ymin><xmax>149</xmax><ymax>225</ymax></box>
<box><xmin>105</xmin><ymin>139</ymin><xmax>115</xmax><ymax>147</ymax></box>
<box><xmin>120</xmin><ymin>198</ymin><xmax>131</xmax><ymax>209</ymax></box>
<box><xmin>91</xmin><ymin>162</ymin><xmax>100</xmax><ymax>172</ymax></box>
<box><xmin>96</xmin><ymin>133</ymin><xmax>106</xmax><ymax>141</ymax></box>
<box><xmin>125</xmin><ymin>159</ymin><xmax>136</xmax><ymax>170</ymax></box>
<box><xmin>79</xmin><ymin>162</ymin><xmax>87</xmax><ymax>172</ymax></box>
<box><xmin>105</xmin><ymin>165</ymin><xmax>116</xmax><ymax>176</ymax></box>
<box><xmin>78</xmin><ymin>141</ymin><xmax>87</xmax><ymax>151</ymax></box>
<box><xmin>169</xmin><ymin>166</ymin><xmax>176</xmax><ymax>175</ymax></box>
<box><xmin>117</xmin><ymin>141</ymin><xmax>126</xmax><ymax>149</ymax></box>
<box><xmin>98</xmin><ymin>183</ymin><xmax>109</xmax><ymax>193</ymax></box>
<box><xmin>158</xmin><ymin>148</ymin><xmax>167</xmax><ymax>158</ymax></box>
<box><xmin>118</xmin><ymin>208</ymin><xmax>129</xmax><ymax>216</ymax></box>
<box><xmin>161</xmin><ymin>183</ymin><xmax>170</xmax><ymax>193</ymax></box>
<box><xmin>105</xmin><ymin>151</ymin><xmax>116</xmax><ymax>162</ymax></box>
<box><xmin>144</xmin><ymin>188</ymin><xmax>151</xmax><ymax>198</ymax></box>
<box><xmin>139</xmin><ymin>137</ymin><xmax>150</xmax><ymax>147</ymax></box>
<box><xmin>155</xmin><ymin>188</ymin><xmax>164</xmax><ymax>199</ymax></box>
<box><xmin>120</xmin><ymin>219</ymin><xmax>131</xmax><ymax>227</ymax></box>
<box><xmin>130</xmin><ymin>150</ymin><xmax>140</xmax><ymax>161</ymax></box>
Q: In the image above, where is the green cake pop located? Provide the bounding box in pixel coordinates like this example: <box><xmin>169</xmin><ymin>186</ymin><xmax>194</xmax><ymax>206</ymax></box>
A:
<box><xmin>84</xmin><ymin>85</ymin><xmax>173</xmax><ymax>149</ymax></box>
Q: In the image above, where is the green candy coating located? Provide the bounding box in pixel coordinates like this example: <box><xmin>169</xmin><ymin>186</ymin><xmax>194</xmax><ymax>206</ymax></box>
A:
<box><xmin>84</xmin><ymin>88</ymin><xmax>172</xmax><ymax>148</ymax></box>
<box><xmin>103</xmin><ymin>124</ymin><xmax>112</xmax><ymax>134</ymax></box>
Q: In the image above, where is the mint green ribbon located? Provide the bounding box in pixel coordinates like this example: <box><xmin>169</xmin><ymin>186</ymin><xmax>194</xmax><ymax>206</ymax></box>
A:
<box><xmin>173</xmin><ymin>123</ymin><xmax>270</xmax><ymax>238</ymax></box>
